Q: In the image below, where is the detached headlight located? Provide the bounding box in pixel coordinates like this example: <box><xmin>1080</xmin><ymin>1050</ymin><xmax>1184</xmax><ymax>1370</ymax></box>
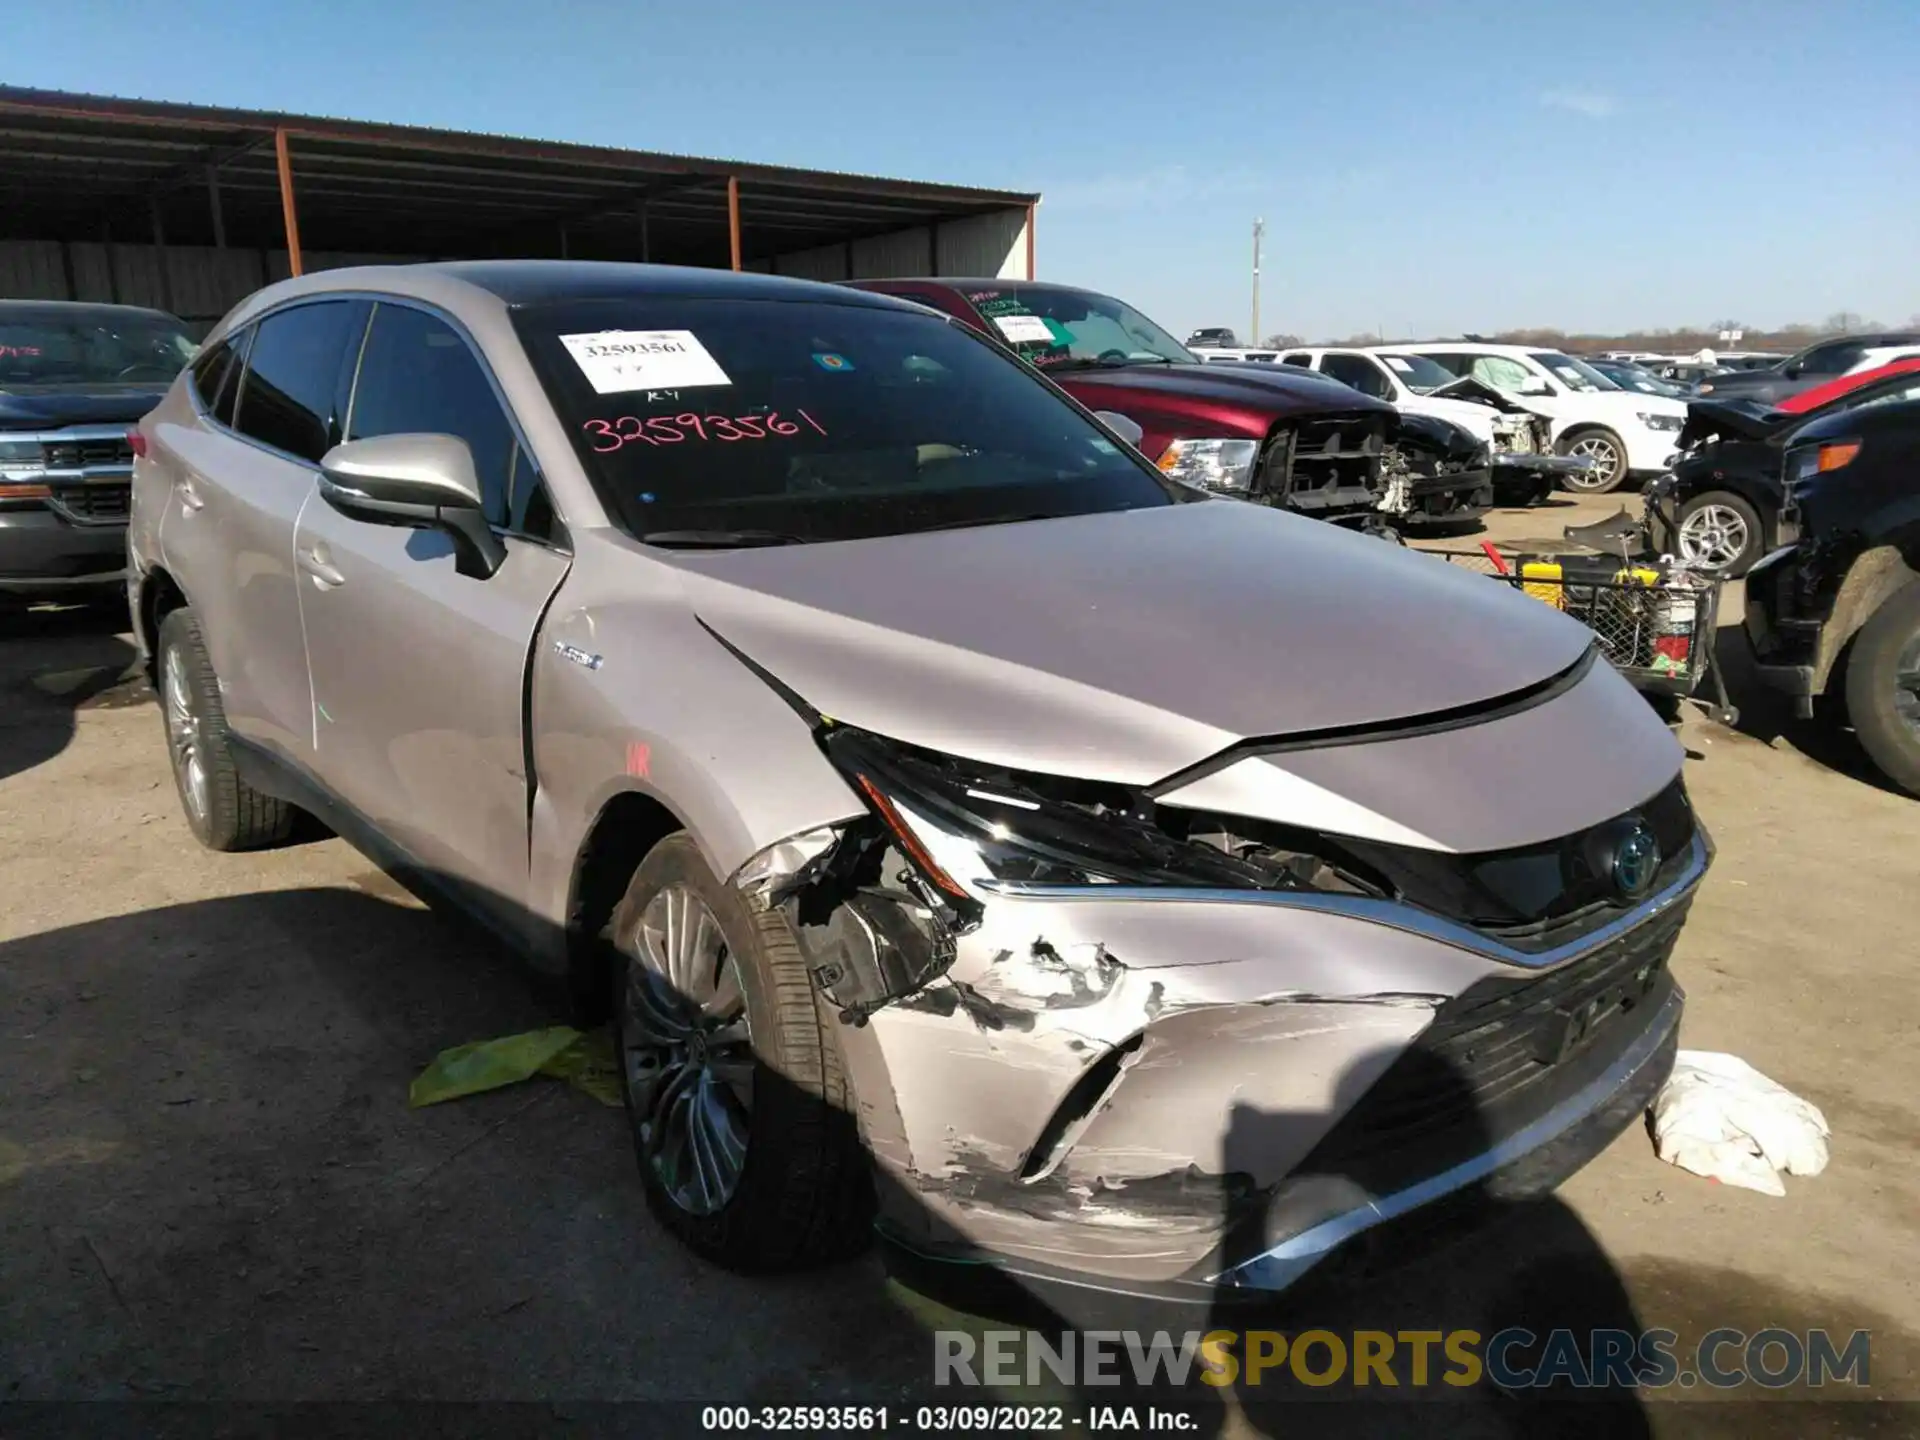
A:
<box><xmin>0</xmin><ymin>437</ymin><xmax>45</xmax><ymax>482</ymax></box>
<box><xmin>1155</xmin><ymin>436</ymin><xmax>1260</xmax><ymax>492</ymax></box>
<box><xmin>1638</xmin><ymin>412</ymin><xmax>1684</xmax><ymax>433</ymax></box>
<box><xmin>820</xmin><ymin>726</ymin><xmax>1379</xmax><ymax>908</ymax></box>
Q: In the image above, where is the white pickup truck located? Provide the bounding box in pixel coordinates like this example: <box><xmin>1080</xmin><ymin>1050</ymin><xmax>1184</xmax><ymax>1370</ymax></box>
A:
<box><xmin>1274</xmin><ymin>346</ymin><xmax>1592</xmax><ymax>503</ymax></box>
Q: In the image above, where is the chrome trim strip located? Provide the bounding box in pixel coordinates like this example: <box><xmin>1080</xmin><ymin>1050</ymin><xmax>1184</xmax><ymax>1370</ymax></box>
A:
<box><xmin>976</xmin><ymin>832</ymin><xmax>1709</xmax><ymax>972</ymax></box>
<box><xmin>1212</xmin><ymin>986</ymin><xmax>1684</xmax><ymax>1292</ymax></box>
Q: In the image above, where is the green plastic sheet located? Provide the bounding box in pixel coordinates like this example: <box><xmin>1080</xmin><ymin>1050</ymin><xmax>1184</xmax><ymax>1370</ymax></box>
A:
<box><xmin>408</xmin><ymin>1026</ymin><xmax>624</xmax><ymax>1109</ymax></box>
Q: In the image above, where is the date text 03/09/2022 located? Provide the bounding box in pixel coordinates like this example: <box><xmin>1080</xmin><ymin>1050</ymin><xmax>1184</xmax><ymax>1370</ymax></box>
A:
<box><xmin>699</xmin><ymin>1404</ymin><xmax>1195</xmax><ymax>1432</ymax></box>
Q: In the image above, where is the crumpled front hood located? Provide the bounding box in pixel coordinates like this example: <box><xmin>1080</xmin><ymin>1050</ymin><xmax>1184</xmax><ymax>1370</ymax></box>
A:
<box><xmin>667</xmin><ymin>501</ymin><xmax>1593</xmax><ymax>786</ymax></box>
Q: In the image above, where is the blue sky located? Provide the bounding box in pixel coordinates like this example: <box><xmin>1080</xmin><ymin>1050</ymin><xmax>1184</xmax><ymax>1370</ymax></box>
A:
<box><xmin>7</xmin><ymin>0</ymin><xmax>1917</xmax><ymax>340</ymax></box>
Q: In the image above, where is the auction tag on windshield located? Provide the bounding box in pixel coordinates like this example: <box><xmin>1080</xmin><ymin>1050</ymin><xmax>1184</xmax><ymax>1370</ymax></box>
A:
<box><xmin>991</xmin><ymin>314</ymin><xmax>1056</xmax><ymax>345</ymax></box>
<box><xmin>559</xmin><ymin>330</ymin><xmax>732</xmax><ymax>394</ymax></box>
<box><xmin>1383</xmin><ymin>356</ymin><xmax>1414</xmax><ymax>372</ymax></box>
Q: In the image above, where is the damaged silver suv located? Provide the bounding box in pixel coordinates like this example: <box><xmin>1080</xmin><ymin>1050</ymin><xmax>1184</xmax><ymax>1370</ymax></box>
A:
<box><xmin>129</xmin><ymin>262</ymin><xmax>1705</xmax><ymax>1302</ymax></box>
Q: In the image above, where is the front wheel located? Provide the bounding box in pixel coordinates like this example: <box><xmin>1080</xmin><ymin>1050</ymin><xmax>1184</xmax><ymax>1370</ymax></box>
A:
<box><xmin>608</xmin><ymin>834</ymin><xmax>871</xmax><ymax>1270</ymax></box>
<box><xmin>1844</xmin><ymin>583</ymin><xmax>1920</xmax><ymax>796</ymax></box>
<box><xmin>1674</xmin><ymin>490</ymin><xmax>1765</xmax><ymax>576</ymax></box>
<box><xmin>1558</xmin><ymin>427</ymin><xmax>1630</xmax><ymax>493</ymax></box>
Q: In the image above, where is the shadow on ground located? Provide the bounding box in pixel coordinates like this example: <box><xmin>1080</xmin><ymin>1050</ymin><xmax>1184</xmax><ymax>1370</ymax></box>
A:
<box><xmin>0</xmin><ymin>599</ymin><xmax>143</xmax><ymax>783</ymax></box>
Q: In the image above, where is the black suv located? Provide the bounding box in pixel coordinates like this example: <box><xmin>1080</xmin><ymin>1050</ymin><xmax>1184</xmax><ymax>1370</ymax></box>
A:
<box><xmin>1744</xmin><ymin>397</ymin><xmax>1920</xmax><ymax>794</ymax></box>
<box><xmin>0</xmin><ymin>301</ymin><xmax>196</xmax><ymax>603</ymax></box>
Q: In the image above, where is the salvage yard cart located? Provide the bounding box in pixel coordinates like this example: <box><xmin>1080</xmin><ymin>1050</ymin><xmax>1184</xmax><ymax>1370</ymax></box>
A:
<box><xmin>1431</xmin><ymin>544</ymin><xmax>1739</xmax><ymax>726</ymax></box>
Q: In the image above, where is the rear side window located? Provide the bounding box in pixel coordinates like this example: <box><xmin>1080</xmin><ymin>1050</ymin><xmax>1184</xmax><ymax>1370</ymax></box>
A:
<box><xmin>347</xmin><ymin>304</ymin><xmax>515</xmax><ymax>526</ymax></box>
<box><xmin>234</xmin><ymin>302</ymin><xmax>363</xmax><ymax>463</ymax></box>
<box><xmin>191</xmin><ymin>328</ymin><xmax>250</xmax><ymax>427</ymax></box>
<box><xmin>1280</xmin><ymin>353</ymin><xmax>1314</xmax><ymax>368</ymax></box>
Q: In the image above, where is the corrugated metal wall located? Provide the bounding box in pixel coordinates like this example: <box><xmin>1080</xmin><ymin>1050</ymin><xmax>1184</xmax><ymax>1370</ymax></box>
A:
<box><xmin>1</xmin><ymin>204</ymin><xmax>1031</xmax><ymax>319</ymax></box>
<box><xmin>0</xmin><ymin>240</ymin><xmax>426</xmax><ymax>326</ymax></box>
<box><xmin>762</xmin><ymin>207</ymin><xmax>1030</xmax><ymax>283</ymax></box>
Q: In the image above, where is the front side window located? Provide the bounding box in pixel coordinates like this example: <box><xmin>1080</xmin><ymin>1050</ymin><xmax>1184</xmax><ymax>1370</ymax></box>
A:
<box><xmin>1791</xmin><ymin>341</ymin><xmax>1866</xmax><ymax>377</ymax></box>
<box><xmin>1411</xmin><ymin>352</ymin><xmax>1470</xmax><ymax>379</ymax></box>
<box><xmin>956</xmin><ymin>283</ymin><xmax>1193</xmax><ymax>372</ymax></box>
<box><xmin>0</xmin><ymin>307</ymin><xmax>196</xmax><ymax>386</ymax></box>
<box><xmin>1320</xmin><ymin>354</ymin><xmax>1391</xmax><ymax>398</ymax></box>
<box><xmin>348</xmin><ymin>303</ymin><xmax>516</xmax><ymax>525</ymax></box>
<box><xmin>234</xmin><ymin>301</ymin><xmax>363</xmax><ymax>463</ymax></box>
<box><xmin>512</xmin><ymin>295</ymin><xmax>1191</xmax><ymax>546</ymax></box>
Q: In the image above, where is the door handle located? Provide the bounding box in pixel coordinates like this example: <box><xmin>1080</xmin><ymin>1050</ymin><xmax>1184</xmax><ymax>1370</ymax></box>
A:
<box><xmin>177</xmin><ymin>478</ymin><xmax>205</xmax><ymax>512</ymax></box>
<box><xmin>299</xmin><ymin>545</ymin><xmax>346</xmax><ymax>588</ymax></box>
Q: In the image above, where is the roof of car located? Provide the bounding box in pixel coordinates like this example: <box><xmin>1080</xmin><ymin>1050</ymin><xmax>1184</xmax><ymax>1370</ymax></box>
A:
<box><xmin>411</xmin><ymin>260</ymin><xmax>914</xmax><ymax>309</ymax></box>
<box><xmin>1780</xmin><ymin>356</ymin><xmax>1920</xmax><ymax>415</ymax></box>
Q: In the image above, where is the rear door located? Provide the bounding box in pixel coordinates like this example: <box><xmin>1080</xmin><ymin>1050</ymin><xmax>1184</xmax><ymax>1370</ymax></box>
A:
<box><xmin>293</xmin><ymin>298</ymin><xmax>570</xmax><ymax>926</ymax></box>
<box><xmin>159</xmin><ymin>298</ymin><xmax>366</xmax><ymax>762</ymax></box>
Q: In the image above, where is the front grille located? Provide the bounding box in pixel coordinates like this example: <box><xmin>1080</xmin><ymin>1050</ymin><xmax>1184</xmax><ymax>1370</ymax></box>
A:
<box><xmin>49</xmin><ymin>483</ymin><xmax>130</xmax><ymax>524</ymax></box>
<box><xmin>44</xmin><ymin>436</ymin><xmax>133</xmax><ymax>470</ymax></box>
<box><xmin>1295</xmin><ymin>900</ymin><xmax>1688</xmax><ymax>1188</ymax></box>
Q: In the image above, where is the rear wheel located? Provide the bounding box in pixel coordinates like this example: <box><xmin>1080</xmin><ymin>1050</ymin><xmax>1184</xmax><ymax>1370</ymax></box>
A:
<box><xmin>609</xmin><ymin>834</ymin><xmax>871</xmax><ymax>1269</ymax></box>
<box><xmin>1844</xmin><ymin>582</ymin><xmax>1920</xmax><ymax>796</ymax></box>
<box><xmin>1674</xmin><ymin>490</ymin><xmax>1765</xmax><ymax>576</ymax></box>
<box><xmin>1558</xmin><ymin>427</ymin><xmax>1629</xmax><ymax>493</ymax></box>
<box><xmin>157</xmin><ymin>608</ymin><xmax>296</xmax><ymax>850</ymax></box>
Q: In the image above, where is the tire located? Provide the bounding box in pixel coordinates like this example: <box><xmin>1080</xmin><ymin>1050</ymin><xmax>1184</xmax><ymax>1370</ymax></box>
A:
<box><xmin>608</xmin><ymin>833</ymin><xmax>871</xmax><ymax>1270</ymax></box>
<box><xmin>1844</xmin><ymin>582</ymin><xmax>1920</xmax><ymax>797</ymax></box>
<box><xmin>156</xmin><ymin>607</ymin><xmax>297</xmax><ymax>851</ymax></box>
<box><xmin>1674</xmin><ymin>490</ymin><xmax>1766</xmax><ymax>576</ymax></box>
<box><xmin>1557</xmin><ymin>427</ymin><xmax>1630</xmax><ymax>493</ymax></box>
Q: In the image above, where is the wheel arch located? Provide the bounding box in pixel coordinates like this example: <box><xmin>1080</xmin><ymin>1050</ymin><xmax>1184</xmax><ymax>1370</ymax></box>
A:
<box><xmin>137</xmin><ymin>565</ymin><xmax>191</xmax><ymax>679</ymax></box>
<box><xmin>562</xmin><ymin>787</ymin><xmax>689</xmax><ymax>1023</ymax></box>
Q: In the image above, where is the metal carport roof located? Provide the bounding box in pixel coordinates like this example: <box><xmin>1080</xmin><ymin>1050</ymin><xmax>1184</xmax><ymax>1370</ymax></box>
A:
<box><xmin>0</xmin><ymin>87</ymin><xmax>1038</xmax><ymax>274</ymax></box>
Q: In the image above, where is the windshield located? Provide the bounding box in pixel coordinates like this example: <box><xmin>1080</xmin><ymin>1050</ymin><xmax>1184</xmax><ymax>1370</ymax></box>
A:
<box><xmin>960</xmin><ymin>283</ymin><xmax>1194</xmax><ymax>371</ymax></box>
<box><xmin>1374</xmin><ymin>352</ymin><xmax>1459</xmax><ymax>394</ymax></box>
<box><xmin>513</xmin><ymin>296</ymin><xmax>1190</xmax><ymax>546</ymax></box>
<box><xmin>1528</xmin><ymin>351</ymin><xmax>1618</xmax><ymax>393</ymax></box>
<box><xmin>1594</xmin><ymin>362</ymin><xmax>1686</xmax><ymax>397</ymax></box>
<box><xmin>0</xmin><ymin>308</ymin><xmax>196</xmax><ymax>386</ymax></box>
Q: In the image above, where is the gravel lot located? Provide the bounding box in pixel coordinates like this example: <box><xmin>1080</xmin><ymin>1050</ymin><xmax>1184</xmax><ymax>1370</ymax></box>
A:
<box><xmin>2</xmin><ymin>494</ymin><xmax>1915</xmax><ymax>1437</ymax></box>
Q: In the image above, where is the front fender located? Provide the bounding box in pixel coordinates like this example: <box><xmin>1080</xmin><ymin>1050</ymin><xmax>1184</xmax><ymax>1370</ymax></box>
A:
<box><xmin>525</xmin><ymin>533</ymin><xmax>864</xmax><ymax>947</ymax></box>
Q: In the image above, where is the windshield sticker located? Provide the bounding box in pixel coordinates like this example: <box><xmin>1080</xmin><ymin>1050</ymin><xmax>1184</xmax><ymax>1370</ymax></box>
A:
<box><xmin>992</xmin><ymin>314</ymin><xmax>1056</xmax><ymax>345</ymax></box>
<box><xmin>1383</xmin><ymin>356</ymin><xmax>1414</xmax><ymax>373</ymax></box>
<box><xmin>582</xmin><ymin>409</ymin><xmax>827</xmax><ymax>453</ymax></box>
<box><xmin>811</xmin><ymin>352</ymin><xmax>854</xmax><ymax>371</ymax></box>
<box><xmin>560</xmin><ymin>329</ymin><xmax>732</xmax><ymax>395</ymax></box>
<box><xmin>1552</xmin><ymin>365</ymin><xmax>1583</xmax><ymax>382</ymax></box>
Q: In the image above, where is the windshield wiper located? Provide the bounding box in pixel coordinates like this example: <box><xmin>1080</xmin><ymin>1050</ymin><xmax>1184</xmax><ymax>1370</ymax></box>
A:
<box><xmin>639</xmin><ymin>529</ymin><xmax>810</xmax><ymax>549</ymax></box>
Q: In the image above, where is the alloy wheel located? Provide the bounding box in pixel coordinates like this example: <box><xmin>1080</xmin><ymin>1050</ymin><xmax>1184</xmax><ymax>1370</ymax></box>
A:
<box><xmin>1676</xmin><ymin>504</ymin><xmax>1751</xmax><ymax>570</ymax></box>
<box><xmin>618</xmin><ymin>883</ymin><xmax>753</xmax><ymax>1216</ymax></box>
<box><xmin>1895</xmin><ymin>630</ymin><xmax>1920</xmax><ymax>745</ymax></box>
<box><xmin>1565</xmin><ymin>435</ymin><xmax>1623</xmax><ymax>489</ymax></box>
<box><xmin>162</xmin><ymin>644</ymin><xmax>209</xmax><ymax>829</ymax></box>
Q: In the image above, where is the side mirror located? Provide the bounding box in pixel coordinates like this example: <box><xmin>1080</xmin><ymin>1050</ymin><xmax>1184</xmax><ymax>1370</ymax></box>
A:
<box><xmin>318</xmin><ymin>433</ymin><xmax>506</xmax><ymax>580</ymax></box>
<box><xmin>1094</xmin><ymin>410</ymin><xmax>1145</xmax><ymax>449</ymax></box>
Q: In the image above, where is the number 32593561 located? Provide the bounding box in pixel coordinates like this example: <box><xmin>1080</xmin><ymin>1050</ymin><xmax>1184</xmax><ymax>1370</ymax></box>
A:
<box><xmin>583</xmin><ymin>410</ymin><xmax>827</xmax><ymax>453</ymax></box>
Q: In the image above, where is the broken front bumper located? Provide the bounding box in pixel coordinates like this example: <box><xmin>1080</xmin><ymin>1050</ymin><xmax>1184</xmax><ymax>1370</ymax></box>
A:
<box><xmin>769</xmin><ymin>832</ymin><xmax>1703</xmax><ymax>1304</ymax></box>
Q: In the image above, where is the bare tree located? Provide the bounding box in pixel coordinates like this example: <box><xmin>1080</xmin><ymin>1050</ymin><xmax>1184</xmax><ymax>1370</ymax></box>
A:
<box><xmin>1260</xmin><ymin>333</ymin><xmax>1304</xmax><ymax>349</ymax></box>
<box><xmin>1827</xmin><ymin>311</ymin><xmax>1865</xmax><ymax>334</ymax></box>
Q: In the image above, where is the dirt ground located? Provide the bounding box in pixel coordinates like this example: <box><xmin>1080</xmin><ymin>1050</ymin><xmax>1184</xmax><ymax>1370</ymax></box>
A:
<box><xmin>2</xmin><ymin>492</ymin><xmax>1916</xmax><ymax>1437</ymax></box>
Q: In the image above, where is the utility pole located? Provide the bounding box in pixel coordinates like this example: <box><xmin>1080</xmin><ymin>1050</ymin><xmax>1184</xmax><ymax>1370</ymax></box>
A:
<box><xmin>1251</xmin><ymin>217</ymin><xmax>1265</xmax><ymax>345</ymax></box>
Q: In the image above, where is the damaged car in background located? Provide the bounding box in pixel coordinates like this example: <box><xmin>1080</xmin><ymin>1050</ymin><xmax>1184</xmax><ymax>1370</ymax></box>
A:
<box><xmin>844</xmin><ymin>277</ymin><xmax>1492</xmax><ymax>531</ymax></box>
<box><xmin>1277</xmin><ymin>346</ymin><xmax>1596</xmax><ymax>506</ymax></box>
<box><xmin>133</xmin><ymin>262</ymin><xmax>1707</xmax><ymax>1306</ymax></box>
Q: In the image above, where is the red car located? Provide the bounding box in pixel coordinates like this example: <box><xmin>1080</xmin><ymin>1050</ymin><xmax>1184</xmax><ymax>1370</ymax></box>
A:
<box><xmin>845</xmin><ymin>278</ymin><xmax>1492</xmax><ymax>528</ymax></box>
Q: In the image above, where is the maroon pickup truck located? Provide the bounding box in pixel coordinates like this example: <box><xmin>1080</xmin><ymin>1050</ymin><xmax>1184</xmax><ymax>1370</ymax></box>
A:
<box><xmin>845</xmin><ymin>278</ymin><xmax>1491</xmax><ymax>528</ymax></box>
